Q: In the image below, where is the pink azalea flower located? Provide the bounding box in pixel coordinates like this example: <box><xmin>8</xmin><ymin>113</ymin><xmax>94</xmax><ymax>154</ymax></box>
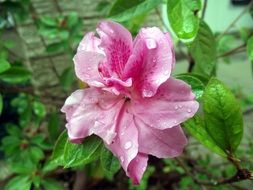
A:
<box><xmin>61</xmin><ymin>21</ymin><xmax>199</xmax><ymax>184</ymax></box>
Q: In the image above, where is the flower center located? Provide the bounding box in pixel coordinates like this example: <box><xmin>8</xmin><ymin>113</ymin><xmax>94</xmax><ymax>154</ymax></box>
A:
<box><xmin>124</xmin><ymin>96</ymin><xmax>130</xmax><ymax>102</ymax></box>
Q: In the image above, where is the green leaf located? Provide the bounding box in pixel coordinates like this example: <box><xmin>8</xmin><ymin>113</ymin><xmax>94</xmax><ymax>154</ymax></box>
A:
<box><xmin>59</xmin><ymin>30</ymin><xmax>69</xmax><ymax>40</ymax></box>
<box><xmin>246</xmin><ymin>36</ymin><xmax>253</xmax><ymax>61</ymax></box>
<box><xmin>5</xmin><ymin>176</ymin><xmax>32</xmax><ymax>190</ymax></box>
<box><xmin>167</xmin><ymin>0</ymin><xmax>201</xmax><ymax>40</ymax></box>
<box><xmin>239</xmin><ymin>27</ymin><xmax>251</xmax><ymax>42</ymax></box>
<box><xmin>33</xmin><ymin>101</ymin><xmax>46</xmax><ymax>118</ymax></box>
<box><xmin>51</xmin><ymin>130</ymin><xmax>68</xmax><ymax>165</ymax></box>
<box><xmin>190</xmin><ymin>21</ymin><xmax>216</xmax><ymax>76</ymax></box>
<box><xmin>0</xmin><ymin>58</ymin><xmax>11</xmax><ymax>73</ymax></box>
<box><xmin>0</xmin><ymin>66</ymin><xmax>31</xmax><ymax>84</ymax></box>
<box><xmin>42</xmin><ymin>179</ymin><xmax>63</xmax><ymax>190</ymax></box>
<box><xmin>60</xmin><ymin>67</ymin><xmax>75</xmax><ymax>91</ymax></box>
<box><xmin>32</xmin><ymin>176</ymin><xmax>41</xmax><ymax>188</ymax></box>
<box><xmin>100</xmin><ymin>146</ymin><xmax>120</xmax><ymax>178</ymax></box>
<box><xmin>0</xmin><ymin>93</ymin><xmax>3</xmax><ymax>115</ymax></box>
<box><xmin>29</xmin><ymin>146</ymin><xmax>45</xmax><ymax>162</ymax></box>
<box><xmin>67</xmin><ymin>12</ymin><xmax>79</xmax><ymax>27</ymax></box>
<box><xmin>38</xmin><ymin>26</ymin><xmax>58</xmax><ymax>39</ymax></box>
<box><xmin>108</xmin><ymin>0</ymin><xmax>163</xmax><ymax>22</ymax></box>
<box><xmin>183</xmin><ymin>115</ymin><xmax>226</xmax><ymax>157</ymax></box>
<box><xmin>203</xmin><ymin>78</ymin><xmax>243</xmax><ymax>153</ymax></box>
<box><xmin>40</xmin><ymin>16</ymin><xmax>57</xmax><ymax>27</ymax></box>
<box><xmin>48</xmin><ymin>112</ymin><xmax>60</xmax><ymax>139</ymax></box>
<box><xmin>64</xmin><ymin>135</ymin><xmax>103</xmax><ymax>168</ymax></box>
<box><xmin>175</xmin><ymin>73</ymin><xmax>205</xmax><ymax>99</ymax></box>
<box><xmin>6</xmin><ymin>124</ymin><xmax>22</xmax><ymax>137</ymax></box>
<box><xmin>46</xmin><ymin>42</ymin><xmax>65</xmax><ymax>53</ymax></box>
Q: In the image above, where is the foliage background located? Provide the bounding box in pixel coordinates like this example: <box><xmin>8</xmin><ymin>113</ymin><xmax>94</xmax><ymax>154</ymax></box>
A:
<box><xmin>0</xmin><ymin>0</ymin><xmax>253</xmax><ymax>190</ymax></box>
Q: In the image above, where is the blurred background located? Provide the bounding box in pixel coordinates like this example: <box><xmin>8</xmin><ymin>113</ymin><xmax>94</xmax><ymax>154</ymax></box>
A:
<box><xmin>0</xmin><ymin>0</ymin><xmax>253</xmax><ymax>189</ymax></box>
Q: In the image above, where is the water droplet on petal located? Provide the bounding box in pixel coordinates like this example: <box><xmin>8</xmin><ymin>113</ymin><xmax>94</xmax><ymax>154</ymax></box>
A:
<box><xmin>124</xmin><ymin>141</ymin><xmax>132</xmax><ymax>150</ymax></box>
<box><xmin>174</xmin><ymin>105</ymin><xmax>179</xmax><ymax>110</ymax></box>
<box><xmin>143</xmin><ymin>89</ymin><xmax>153</xmax><ymax>97</ymax></box>
<box><xmin>120</xmin><ymin>156</ymin><xmax>124</xmax><ymax>163</ymax></box>
<box><xmin>174</xmin><ymin>120</ymin><xmax>177</xmax><ymax>124</ymax></box>
<box><xmin>187</xmin><ymin>109</ymin><xmax>192</xmax><ymax>113</ymax></box>
<box><xmin>146</xmin><ymin>38</ymin><xmax>157</xmax><ymax>49</ymax></box>
<box><xmin>163</xmin><ymin>70</ymin><xmax>170</xmax><ymax>75</ymax></box>
<box><xmin>179</xmin><ymin>105</ymin><xmax>183</xmax><ymax>109</ymax></box>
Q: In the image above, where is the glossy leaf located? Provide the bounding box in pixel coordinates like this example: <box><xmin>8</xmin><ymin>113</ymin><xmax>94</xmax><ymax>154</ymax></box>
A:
<box><xmin>183</xmin><ymin>115</ymin><xmax>226</xmax><ymax>157</ymax></box>
<box><xmin>46</xmin><ymin>42</ymin><xmax>66</xmax><ymax>53</ymax></box>
<box><xmin>247</xmin><ymin>36</ymin><xmax>253</xmax><ymax>61</ymax></box>
<box><xmin>67</xmin><ymin>12</ymin><xmax>79</xmax><ymax>27</ymax></box>
<box><xmin>108</xmin><ymin>0</ymin><xmax>163</xmax><ymax>22</ymax></box>
<box><xmin>175</xmin><ymin>73</ymin><xmax>205</xmax><ymax>99</ymax></box>
<box><xmin>100</xmin><ymin>146</ymin><xmax>120</xmax><ymax>178</ymax></box>
<box><xmin>0</xmin><ymin>66</ymin><xmax>31</xmax><ymax>84</ymax></box>
<box><xmin>33</xmin><ymin>101</ymin><xmax>46</xmax><ymax>118</ymax></box>
<box><xmin>203</xmin><ymin>78</ymin><xmax>243</xmax><ymax>153</ymax></box>
<box><xmin>40</xmin><ymin>16</ymin><xmax>57</xmax><ymax>27</ymax></box>
<box><xmin>48</xmin><ymin>112</ymin><xmax>60</xmax><ymax>139</ymax></box>
<box><xmin>60</xmin><ymin>67</ymin><xmax>75</xmax><ymax>91</ymax></box>
<box><xmin>190</xmin><ymin>21</ymin><xmax>216</xmax><ymax>76</ymax></box>
<box><xmin>64</xmin><ymin>135</ymin><xmax>102</xmax><ymax>168</ymax></box>
<box><xmin>5</xmin><ymin>176</ymin><xmax>32</xmax><ymax>190</ymax></box>
<box><xmin>51</xmin><ymin>130</ymin><xmax>68</xmax><ymax>165</ymax></box>
<box><xmin>0</xmin><ymin>58</ymin><xmax>11</xmax><ymax>73</ymax></box>
<box><xmin>42</xmin><ymin>179</ymin><xmax>63</xmax><ymax>190</ymax></box>
<box><xmin>167</xmin><ymin>0</ymin><xmax>201</xmax><ymax>40</ymax></box>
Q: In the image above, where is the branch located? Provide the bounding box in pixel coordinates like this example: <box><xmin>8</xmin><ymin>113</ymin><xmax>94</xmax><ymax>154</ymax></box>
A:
<box><xmin>201</xmin><ymin>0</ymin><xmax>208</xmax><ymax>19</ymax></box>
<box><xmin>217</xmin><ymin>44</ymin><xmax>246</xmax><ymax>58</ymax></box>
<box><xmin>175</xmin><ymin>157</ymin><xmax>253</xmax><ymax>187</ymax></box>
<box><xmin>217</xmin><ymin>1</ymin><xmax>252</xmax><ymax>40</ymax></box>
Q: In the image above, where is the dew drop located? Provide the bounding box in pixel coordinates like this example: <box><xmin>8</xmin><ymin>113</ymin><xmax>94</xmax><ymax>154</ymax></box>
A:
<box><xmin>163</xmin><ymin>70</ymin><xmax>170</xmax><ymax>75</ymax></box>
<box><xmin>179</xmin><ymin>105</ymin><xmax>183</xmax><ymax>109</ymax></box>
<box><xmin>146</xmin><ymin>38</ymin><xmax>157</xmax><ymax>49</ymax></box>
<box><xmin>174</xmin><ymin>105</ymin><xmax>179</xmax><ymax>110</ymax></box>
<box><xmin>124</xmin><ymin>141</ymin><xmax>132</xmax><ymax>150</ymax></box>
<box><xmin>187</xmin><ymin>109</ymin><xmax>192</xmax><ymax>113</ymax></box>
<box><xmin>120</xmin><ymin>156</ymin><xmax>124</xmax><ymax>163</ymax></box>
<box><xmin>174</xmin><ymin>120</ymin><xmax>177</xmax><ymax>124</ymax></box>
<box><xmin>143</xmin><ymin>89</ymin><xmax>153</xmax><ymax>97</ymax></box>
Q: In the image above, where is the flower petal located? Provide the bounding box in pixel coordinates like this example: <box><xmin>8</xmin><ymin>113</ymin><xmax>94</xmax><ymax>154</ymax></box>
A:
<box><xmin>74</xmin><ymin>51</ymin><xmax>105</xmax><ymax>87</ymax></box>
<box><xmin>124</xmin><ymin>27</ymin><xmax>174</xmax><ymax>98</ymax></box>
<box><xmin>74</xmin><ymin>32</ymin><xmax>106</xmax><ymax>87</ymax></box>
<box><xmin>135</xmin><ymin>117</ymin><xmax>187</xmax><ymax>158</ymax></box>
<box><xmin>96</xmin><ymin>21</ymin><xmax>133</xmax><ymax>77</ymax></box>
<box><xmin>61</xmin><ymin>88</ymin><xmax>124</xmax><ymax>143</ymax></box>
<box><xmin>107</xmin><ymin>105</ymin><xmax>139</xmax><ymax>181</ymax></box>
<box><xmin>164</xmin><ymin>32</ymin><xmax>176</xmax><ymax>69</ymax></box>
<box><xmin>77</xmin><ymin>32</ymin><xmax>104</xmax><ymax>54</ymax></box>
<box><xmin>127</xmin><ymin>153</ymin><xmax>148</xmax><ymax>185</ymax></box>
<box><xmin>132</xmin><ymin>78</ymin><xmax>199</xmax><ymax>130</ymax></box>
